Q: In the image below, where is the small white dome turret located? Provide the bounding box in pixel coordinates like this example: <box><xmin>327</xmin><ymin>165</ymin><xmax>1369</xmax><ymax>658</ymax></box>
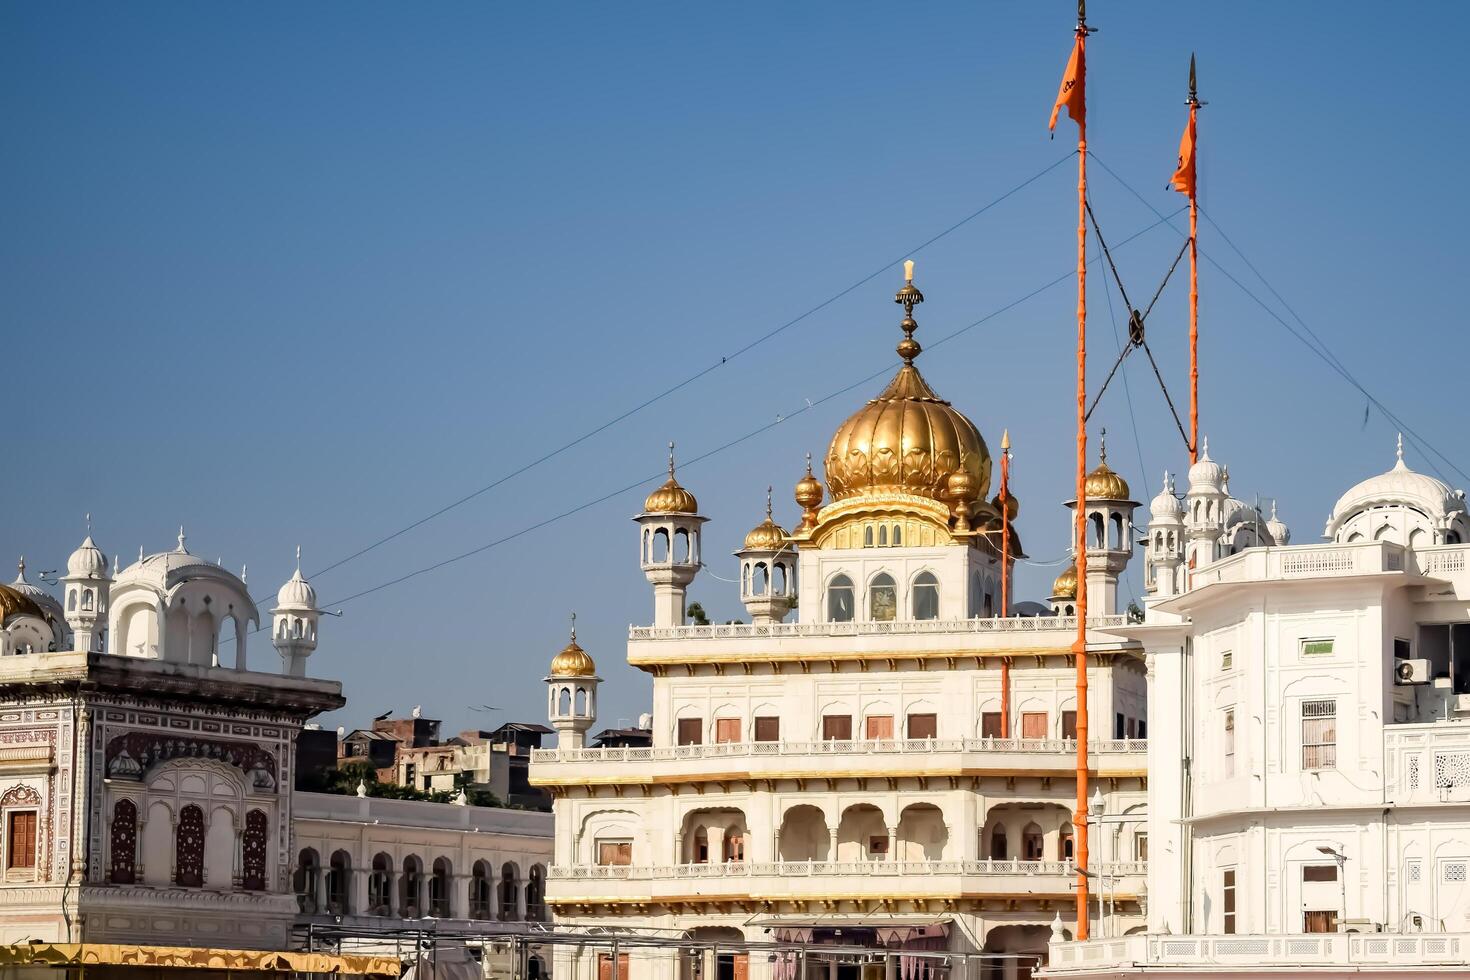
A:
<box><xmin>1266</xmin><ymin>502</ymin><xmax>1291</xmax><ymax>545</ymax></box>
<box><xmin>272</xmin><ymin>547</ymin><xmax>320</xmax><ymax>678</ymax></box>
<box><xmin>1187</xmin><ymin>437</ymin><xmax>1224</xmax><ymax>493</ymax></box>
<box><xmin>61</xmin><ymin>519</ymin><xmax>112</xmax><ymax>654</ymax></box>
<box><xmin>1150</xmin><ymin>472</ymin><xmax>1183</xmax><ymax>522</ymax></box>
<box><xmin>67</xmin><ymin>533</ymin><xmax>108</xmax><ymax>579</ymax></box>
<box><xmin>1325</xmin><ymin>434</ymin><xmax>1469</xmax><ymax>545</ymax></box>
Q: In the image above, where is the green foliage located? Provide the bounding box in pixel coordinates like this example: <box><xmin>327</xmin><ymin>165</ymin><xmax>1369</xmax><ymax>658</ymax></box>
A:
<box><xmin>686</xmin><ymin>601</ymin><xmax>711</xmax><ymax>626</ymax></box>
<box><xmin>310</xmin><ymin>760</ymin><xmax>503</xmax><ymax>807</ymax></box>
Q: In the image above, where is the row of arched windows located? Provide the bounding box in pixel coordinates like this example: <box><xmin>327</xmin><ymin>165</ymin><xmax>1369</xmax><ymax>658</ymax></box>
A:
<box><xmin>107</xmin><ymin>799</ymin><xmax>268</xmax><ymax>889</ymax></box>
<box><xmin>862</xmin><ymin>524</ymin><xmax>905</xmax><ymax>548</ymax></box>
<box><xmin>825</xmin><ymin>571</ymin><xmax>940</xmax><ymax>623</ymax></box>
<box><xmin>297</xmin><ymin>850</ymin><xmax>546</xmax><ymax>921</ymax></box>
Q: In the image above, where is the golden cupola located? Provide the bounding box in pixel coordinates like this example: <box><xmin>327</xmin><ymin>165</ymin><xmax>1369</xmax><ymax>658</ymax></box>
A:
<box><xmin>1051</xmin><ymin>562</ymin><xmax>1079</xmax><ymax>600</ymax></box>
<box><xmin>549</xmin><ymin>629</ymin><xmax>597</xmax><ymax>678</ymax></box>
<box><xmin>643</xmin><ymin>443</ymin><xmax>699</xmax><ymax>515</ymax></box>
<box><xmin>824</xmin><ymin>262</ymin><xmax>990</xmax><ymax>505</ymax></box>
<box><xmin>0</xmin><ymin>582</ymin><xmax>44</xmax><ymax>624</ymax></box>
<box><xmin>743</xmin><ymin>487</ymin><xmax>789</xmax><ymax>552</ymax></box>
<box><xmin>1084</xmin><ymin>434</ymin><xmax>1132</xmax><ymax>501</ymax></box>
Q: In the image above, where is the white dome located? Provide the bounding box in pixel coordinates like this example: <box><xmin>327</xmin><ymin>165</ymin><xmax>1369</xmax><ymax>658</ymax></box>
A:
<box><xmin>10</xmin><ymin>559</ymin><xmax>63</xmax><ymax>625</ymax></box>
<box><xmin>1326</xmin><ymin>437</ymin><xmax>1465</xmax><ymax>539</ymax></box>
<box><xmin>1266</xmin><ymin>503</ymin><xmax>1290</xmax><ymax>545</ymax></box>
<box><xmin>66</xmin><ymin>535</ymin><xmax>109</xmax><ymax>579</ymax></box>
<box><xmin>274</xmin><ymin>548</ymin><xmax>317</xmax><ymax>610</ymax></box>
<box><xmin>1223</xmin><ymin>497</ymin><xmax>1262</xmax><ymax>530</ymax></box>
<box><xmin>112</xmin><ymin>528</ymin><xmax>259</xmax><ymax>621</ymax></box>
<box><xmin>1149</xmin><ymin>472</ymin><xmax>1183</xmax><ymax>521</ymax></box>
<box><xmin>1187</xmin><ymin>438</ymin><xmax>1224</xmax><ymax>493</ymax></box>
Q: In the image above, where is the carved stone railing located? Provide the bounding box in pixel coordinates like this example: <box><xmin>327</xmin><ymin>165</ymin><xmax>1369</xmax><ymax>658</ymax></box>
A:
<box><xmin>532</xmin><ymin>738</ymin><xmax>1147</xmax><ymax>764</ymax></box>
<box><xmin>628</xmin><ymin>616</ymin><xmax>1127</xmax><ymax>641</ymax></box>
<box><xmin>548</xmin><ymin>859</ymin><xmax>1144</xmax><ymax>881</ymax></box>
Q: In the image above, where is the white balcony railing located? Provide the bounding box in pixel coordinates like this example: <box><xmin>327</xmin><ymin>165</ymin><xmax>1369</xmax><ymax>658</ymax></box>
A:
<box><xmin>1047</xmin><ymin>932</ymin><xmax>1470</xmax><ymax>971</ymax></box>
<box><xmin>1190</xmin><ymin>541</ymin><xmax>1410</xmax><ymax>590</ymax></box>
<box><xmin>548</xmin><ymin>859</ymin><xmax>1146</xmax><ymax>881</ymax></box>
<box><xmin>532</xmin><ymin>738</ymin><xmax>1148</xmax><ymax>764</ymax></box>
<box><xmin>628</xmin><ymin>616</ymin><xmax>1127</xmax><ymax>641</ymax></box>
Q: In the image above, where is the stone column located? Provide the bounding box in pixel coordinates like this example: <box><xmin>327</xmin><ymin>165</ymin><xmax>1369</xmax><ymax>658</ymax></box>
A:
<box><xmin>886</xmin><ymin>827</ymin><xmax>898</xmax><ymax>862</ymax></box>
<box><xmin>351</xmin><ymin>866</ymin><xmax>370</xmax><ymax>917</ymax></box>
<box><xmin>450</xmin><ymin>872</ymin><xmax>468</xmax><ymax>920</ymax></box>
<box><xmin>772</xmin><ymin>828</ymin><xmax>782</xmax><ymax>864</ymax></box>
<box><xmin>827</xmin><ymin>827</ymin><xmax>839</xmax><ymax>863</ymax></box>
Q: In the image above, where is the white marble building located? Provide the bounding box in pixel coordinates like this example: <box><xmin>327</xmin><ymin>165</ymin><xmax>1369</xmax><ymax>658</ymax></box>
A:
<box><xmin>532</xmin><ymin>271</ymin><xmax>1150</xmax><ymax>980</ymax></box>
<box><xmin>1045</xmin><ymin>437</ymin><xmax>1470</xmax><ymax>977</ymax></box>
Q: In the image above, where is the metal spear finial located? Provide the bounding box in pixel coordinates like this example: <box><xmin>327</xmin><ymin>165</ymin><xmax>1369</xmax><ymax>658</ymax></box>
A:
<box><xmin>570</xmin><ymin>610</ymin><xmax>577</xmax><ymax>642</ymax></box>
<box><xmin>765</xmin><ymin>486</ymin><xmax>773</xmax><ymax>520</ymax></box>
<box><xmin>1188</xmin><ymin>53</ymin><xmax>1197</xmax><ymax>102</ymax></box>
<box><xmin>667</xmin><ymin>441</ymin><xmax>676</xmax><ymax>477</ymax></box>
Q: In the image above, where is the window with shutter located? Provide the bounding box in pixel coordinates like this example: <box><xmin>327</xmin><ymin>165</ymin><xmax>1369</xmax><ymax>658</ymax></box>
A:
<box><xmin>677</xmin><ymin>718</ymin><xmax>703</xmax><ymax>746</ymax></box>
<box><xmin>906</xmin><ymin>713</ymin><xmax>938</xmax><ymax>739</ymax></box>
<box><xmin>1302</xmin><ymin>700</ymin><xmax>1337</xmax><ymax>769</ymax></box>
<box><xmin>597</xmin><ymin>841</ymin><xmax>632</xmax><ymax>866</ymax></box>
<box><xmin>1061</xmin><ymin>711</ymin><xmax>1077</xmax><ymax>740</ymax></box>
<box><xmin>715</xmin><ymin>718</ymin><xmax>741</xmax><ymax>744</ymax></box>
<box><xmin>1020</xmin><ymin>712</ymin><xmax>1047</xmax><ymax>740</ymax></box>
<box><xmin>822</xmin><ymin>715</ymin><xmax>852</xmax><ymax>741</ymax></box>
<box><xmin>7</xmin><ymin>811</ymin><xmax>37</xmax><ymax>869</ymax></box>
<box><xmin>753</xmin><ymin>716</ymin><xmax>780</xmax><ymax>742</ymax></box>
<box><xmin>981</xmin><ymin>712</ymin><xmax>1003</xmax><ymax>739</ymax></box>
<box><xmin>864</xmin><ymin>715</ymin><xmax>894</xmax><ymax>740</ymax></box>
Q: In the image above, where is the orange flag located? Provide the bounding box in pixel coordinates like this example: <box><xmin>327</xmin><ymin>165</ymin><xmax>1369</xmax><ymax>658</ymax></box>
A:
<box><xmin>1170</xmin><ymin>106</ymin><xmax>1197</xmax><ymax>197</ymax></box>
<box><xmin>1049</xmin><ymin>36</ymin><xmax>1086</xmax><ymax>132</ymax></box>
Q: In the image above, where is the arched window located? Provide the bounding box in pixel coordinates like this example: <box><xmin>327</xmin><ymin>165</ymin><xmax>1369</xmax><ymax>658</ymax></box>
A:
<box><xmin>369</xmin><ymin>853</ymin><xmax>394</xmax><ymax>915</ymax></box>
<box><xmin>557</xmin><ymin>687</ymin><xmax>571</xmax><ymax>716</ymax></box>
<box><xmin>1022</xmin><ymin>823</ymin><xmax>1044</xmax><ymax>861</ymax></box>
<box><xmin>1110</xmin><ymin>513</ymin><xmax>1124</xmax><ymax>549</ymax></box>
<box><xmin>674</xmin><ymin>528</ymin><xmax>691</xmax><ymax>563</ymax></box>
<box><xmin>1059</xmin><ymin>824</ymin><xmax>1074</xmax><ymax>861</ymax></box>
<box><xmin>989</xmin><ymin>826</ymin><xmax>1008</xmax><ymax>860</ymax></box>
<box><xmin>469</xmin><ymin>860</ymin><xmax>492</xmax><ymax>919</ymax></box>
<box><xmin>912</xmin><ymin>572</ymin><xmax>940</xmax><ymax>620</ymax></box>
<box><xmin>827</xmin><ymin>575</ymin><xmax>854</xmax><ymax>623</ymax></box>
<box><xmin>753</xmin><ymin>562</ymin><xmax>769</xmax><ymax>595</ymax></box>
<box><xmin>878</xmin><ymin>525</ymin><xmax>888</xmax><ymax>547</ymax></box>
<box><xmin>864</xmin><ymin>526</ymin><xmax>874</xmax><ymax>548</ymax></box>
<box><xmin>327</xmin><ymin>851</ymin><xmax>352</xmax><ymax>914</ymax></box>
<box><xmin>892</xmin><ymin>524</ymin><xmax>902</xmax><ymax>546</ymax></box>
<box><xmin>869</xmin><ymin>573</ymin><xmax>897</xmax><ymax>622</ymax></box>
<box><xmin>430</xmin><ymin>857</ymin><xmax>452</xmax><ymax>917</ymax></box>
<box><xmin>968</xmin><ymin>570</ymin><xmax>982</xmax><ymax>618</ymax></box>
<box><xmin>294</xmin><ymin>847</ymin><xmax>321</xmax><ymax>911</ymax></box>
<box><xmin>526</xmin><ymin>865</ymin><xmax>546</xmax><ymax>921</ymax></box>
<box><xmin>693</xmin><ymin>828</ymin><xmax>710</xmax><ymax>863</ymax></box>
<box><xmin>241</xmin><ymin>810</ymin><xmax>268</xmax><ymax>891</ymax></box>
<box><xmin>175</xmin><ymin>805</ymin><xmax>205</xmax><ymax>888</ymax></box>
<box><xmin>652</xmin><ymin>528</ymin><xmax>669</xmax><ymax>562</ymax></box>
<box><xmin>498</xmin><ymin>863</ymin><xmax>519</xmax><ymax>920</ymax></box>
<box><xmin>576</xmin><ymin>687</ymin><xmax>588</xmax><ymax>715</ymax></box>
<box><xmin>1090</xmin><ymin>512</ymin><xmax>1106</xmax><ymax>549</ymax></box>
<box><xmin>110</xmin><ymin>799</ymin><xmax>137</xmax><ymax>884</ymax></box>
<box><xmin>400</xmin><ymin>856</ymin><xmax>423</xmax><ymax>917</ymax></box>
<box><xmin>82</xmin><ymin>590</ymin><xmax>94</xmax><ymax>611</ymax></box>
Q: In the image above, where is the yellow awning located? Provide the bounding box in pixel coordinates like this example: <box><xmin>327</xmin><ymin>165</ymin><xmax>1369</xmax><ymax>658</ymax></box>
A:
<box><xmin>0</xmin><ymin>942</ymin><xmax>401</xmax><ymax>976</ymax></box>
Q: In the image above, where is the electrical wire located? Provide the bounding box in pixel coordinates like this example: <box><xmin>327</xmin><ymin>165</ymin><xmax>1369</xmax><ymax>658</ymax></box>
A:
<box><xmin>226</xmin><ymin>207</ymin><xmax>1185</xmax><ymax>637</ymax></box>
<box><xmin>303</xmin><ymin>152</ymin><xmax>1079</xmax><ymax>583</ymax></box>
<box><xmin>1086</xmin><ymin>150</ymin><xmax>1469</xmax><ymax>486</ymax></box>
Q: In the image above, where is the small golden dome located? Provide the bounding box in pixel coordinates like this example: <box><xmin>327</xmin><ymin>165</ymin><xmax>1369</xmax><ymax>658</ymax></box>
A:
<box><xmin>824</xmin><ymin>270</ymin><xmax>990</xmax><ymax>504</ymax></box>
<box><xmin>1052</xmin><ymin>562</ymin><xmax>1078</xmax><ymax>600</ymax></box>
<box><xmin>743</xmin><ymin>488</ymin><xmax>789</xmax><ymax>551</ymax></box>
<box><xmin>643</xmin><ymin>443</ymin><xmax>699</xmax><ymax>515</ymax></box>
<box><xmin>946</xmin><ymin>469</ymin><xmax>979</xmax><ymax>504</ymax></box>
<box><xmin>549</xmin><ymin>620</ymin><xmax>597</xmax><ymax>677</ymax></box>
<box><xmin>1084</xmin><ymin>431</ymin><xmax>1131</xmax><ymax>500</ymax></box>
<box><xmin>795</xmin><ymin>456</ymin><xmax>824</xmax><ymax>510</ymax></box>
<box><xmin>0</xmin><ymin>583</ymin><xmax>44</xmax><ymax>623</ymax></box>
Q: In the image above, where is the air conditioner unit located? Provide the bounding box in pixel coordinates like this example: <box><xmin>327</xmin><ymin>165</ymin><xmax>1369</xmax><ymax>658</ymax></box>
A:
<box><xmin>1395</xmin><ymin>659</ymin><xmax>1431</xmax><ymax>685</ymax></box>
<box><xmin>1342</xmin><ymin>918</ymin><xmax>1380</xmax><ymax>933</ymax></box>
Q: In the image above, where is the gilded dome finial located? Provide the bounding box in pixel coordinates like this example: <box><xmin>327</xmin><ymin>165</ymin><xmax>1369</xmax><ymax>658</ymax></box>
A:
<box><xmin>894</xmin><ymin>261</ymin><xmax>924</xmax><ymax>365</ymax></box>
<box><xmin>668</xmin><ymin>441</ymin><xmax>677</xmax><ymax>478</ymax></box>
<box><xmin>570</xmin><ymin>610</ymin><xmax>576</xmax><ymax>642</ymax></box>
<box><xmin>643</xmin><ymin>442</ymin><xmax>700</xmax><ymax>514</ymax></box>
<box><xmin>765</xmin><ymin>486</ymin><xmax>773</xmax><ymax>520</ymax></box>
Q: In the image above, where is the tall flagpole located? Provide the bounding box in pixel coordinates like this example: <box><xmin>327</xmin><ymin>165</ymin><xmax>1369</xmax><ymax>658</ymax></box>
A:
<box><xmin>1070</xmin><ymin>0</ymin><xmax>1092</xmax><ymax>942</ymax></box>
<box><xmin>999</xmin><ymin>430</ymin><xmax>1012</xmax><ymax>739</ymax></box>
<box><xmin>1187</xmin><ymin>55</ymin><xmax>1201</xmax><ymax>464</ymax></box>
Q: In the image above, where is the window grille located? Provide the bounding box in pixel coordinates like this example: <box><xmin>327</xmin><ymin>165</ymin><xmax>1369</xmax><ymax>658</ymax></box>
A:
<box><xmin>1302</xmin><ymin>699</ymin><xmax>1337</xmax><ymax>770</ymax></box>
<box><xmin>1445</xmin><ymin>863</ymin><xmax>1467</xmax><ymax>883</ymax></box>
<box><xmin>1433</xmin><ymin>752</ymin><xmax>1470</xmax><ymax>788</ymax></box>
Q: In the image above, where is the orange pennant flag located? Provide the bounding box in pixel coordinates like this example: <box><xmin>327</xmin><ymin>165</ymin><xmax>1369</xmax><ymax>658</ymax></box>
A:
<box><xmin>1049</xmin><ymin>36</ymin><xmax>1086</xmax><ymax>132</ymax></box>
<box><xmin>1170</xmin><ymin>106</ymin><xmax>1197</xmax><ymax>197</ymax></box>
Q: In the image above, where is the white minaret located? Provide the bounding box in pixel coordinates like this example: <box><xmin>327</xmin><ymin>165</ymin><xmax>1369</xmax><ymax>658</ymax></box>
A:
<box><xmin>1065</xmin><ymin>431</ymin><xmax>1140</xmax><ymax>616</ymax></box>
<box><xmin>1184</xmin><ymin>436</ymin><xmax>1227</xmax><ymax>568</ymax></box>
<box><xmin>635</xmin><ymin>443</ymin><xmax>707</xmax><ymax>627</ymax></box>
<box><xmin>737</xmin><ymin>487</ymin><xmax>796</xmax><ymax>625</ymax></box>
<box><xmin>271</xmin><ymin>547</ymin><xmax>318</xmax><ymax>677</ymax></box>
<box><xmin>545</xmin><ymin>614</ymin><xmax>599</xmax><ymax>750</ymax></box>
<box><xmin>62</xmin><ymin>519</ymin><xmax>110</xmax><ymax>653</ymax></box>
<box><xmin>1146</xmin><ymin>472</ymin><xmax>1185</xmax><ymax>598</ymax></box>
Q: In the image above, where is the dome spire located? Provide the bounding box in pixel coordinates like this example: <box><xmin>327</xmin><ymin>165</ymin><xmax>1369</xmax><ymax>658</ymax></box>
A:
<box><xmin>176</xmin><ymin>526</ymin><xmax>188</xmax><ymax>553</ymax></box>
<box><xmin>765</xmin><ymin>485</ymin><xmax>773</xmax><ymax>521</ymax></box>
<box><xmin>894</xmin><ymin>260</ymin><xmax>925</xmax><ymax>365</ymax></box>
<box><xmin>569</xmin><ymin>610</ymin><xmax>577</xmax><ymax>643</ymax></box>
<box><xmin>1395</xmin><ymin>432</ymin><xmax>1407</xmax><ymax>470</ymax></box>
<box><xmin>668</xmin><ymin>441</ymin><xmax>677</xmax><ymax>478</ymax></box>
<box><xmin>1099</xmin><ymin>426</ymin><xmax>1108</xmax><ymax>466</ymax></box>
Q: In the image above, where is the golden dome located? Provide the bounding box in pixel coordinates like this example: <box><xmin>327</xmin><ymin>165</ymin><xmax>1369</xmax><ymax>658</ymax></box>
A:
<box><xmin>0</xmin><ymin>583</ymin><xmax>44</xmax><ymax>623</ymax></box>
<box><xmin>643</xmin><ymin>443</ymin><xmax>699</xmax><ymax>515</ymax></box>
<box><xmin>1083</xmin><ymin>432</ymin><xmax>1131</xmax><ymax>500</ymax></box>
<box><xmin>743</xmin><ymin>488</ymin><xmax>789</xmax><ymax>551</ymax></box>
<box><xmin>1052</xmin><ymin>562</ymin><xmax>1078</xmax><ymax>600</ymax></box>
<box><xmin>795</xmin><ymin>456</ymin><xmax>824</xmax><ymax>510</ymax></box>
<box><xmin>549</xmin><ymin>630</ymin><xmax>597</xmax><ymax>677</ymax></box>
<box><xmin>824</xmin><ymin>268</ymin><xmax>989</xmax><ymax>505</ymax></box>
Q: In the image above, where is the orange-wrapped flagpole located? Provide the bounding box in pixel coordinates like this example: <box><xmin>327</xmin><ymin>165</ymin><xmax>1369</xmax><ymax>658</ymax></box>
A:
<box><xmin>999</xmin><ymin>430</ymin><xmax>1011</xmax><ymax>738</ymax></box>
<box><xmin>1171</xmin><ymin>55</ymin><xmax>1201</xmax><ymax>463</ymax></box>
<box><xmin>1049</xmin><ymin>0</ymin><xmax>1091</xmax><ymax>940</ymax></box>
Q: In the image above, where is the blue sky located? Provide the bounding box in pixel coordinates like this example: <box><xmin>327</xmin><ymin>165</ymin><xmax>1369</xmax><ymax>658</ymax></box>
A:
<box><xmin>5</xmin><ymin>2</ymin><xmax>1465</xmax><ymax>734</ymax></box>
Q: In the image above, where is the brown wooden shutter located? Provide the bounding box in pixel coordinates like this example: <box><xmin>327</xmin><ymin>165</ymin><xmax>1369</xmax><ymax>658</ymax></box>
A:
<box><xmin>753</xmin><ymin>717</ymin><xmax>780</xmax><ymax>742</ymax></box>
<box><xmin>677</xmin><ymin>718</ymin><xmax>703</xmax><ymax>746</ymax></box>
<box><xmin>1021</xmin><ymin>712</ymin><xmax>1048</xmax><ymax>740</ymax></box>
<box><xmin>981</xmin><ymin>712</ymin><xmax>1003</xmax><ymax>738</ymax></box>
<box><xmin>822</xmin><ymin>715</ymin><xmax>852</xmax><ymax>741</ymax></box>
<box><xmin>1061</xmin><ymin>711</ymin><xmax>1078</xmax><ymax>740</ymax></box>
<box><xmin>7</xmin><ymin>811</ymin><xmax>37</xmax><ymax>869</ymax></box>
<box><xmin>715</xmin><ymin>718</ymin><xmax>741</xmax><ymax>743</ymax></box>
<box><xmin>864</xmin><ymin>715</ymin><xmax>894</xmax><ymax>740</ymax></box>
<box><xmin>906</xmin><ymin>713</ymin><xmax>938</xmax><ymax>739</ymax></box>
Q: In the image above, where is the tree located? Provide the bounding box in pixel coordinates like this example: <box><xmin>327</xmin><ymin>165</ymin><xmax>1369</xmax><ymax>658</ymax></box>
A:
<box><xmin>686</xmin><ymin>601</ymin><xmax>711</xmax><ymax>626</ymax></box>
